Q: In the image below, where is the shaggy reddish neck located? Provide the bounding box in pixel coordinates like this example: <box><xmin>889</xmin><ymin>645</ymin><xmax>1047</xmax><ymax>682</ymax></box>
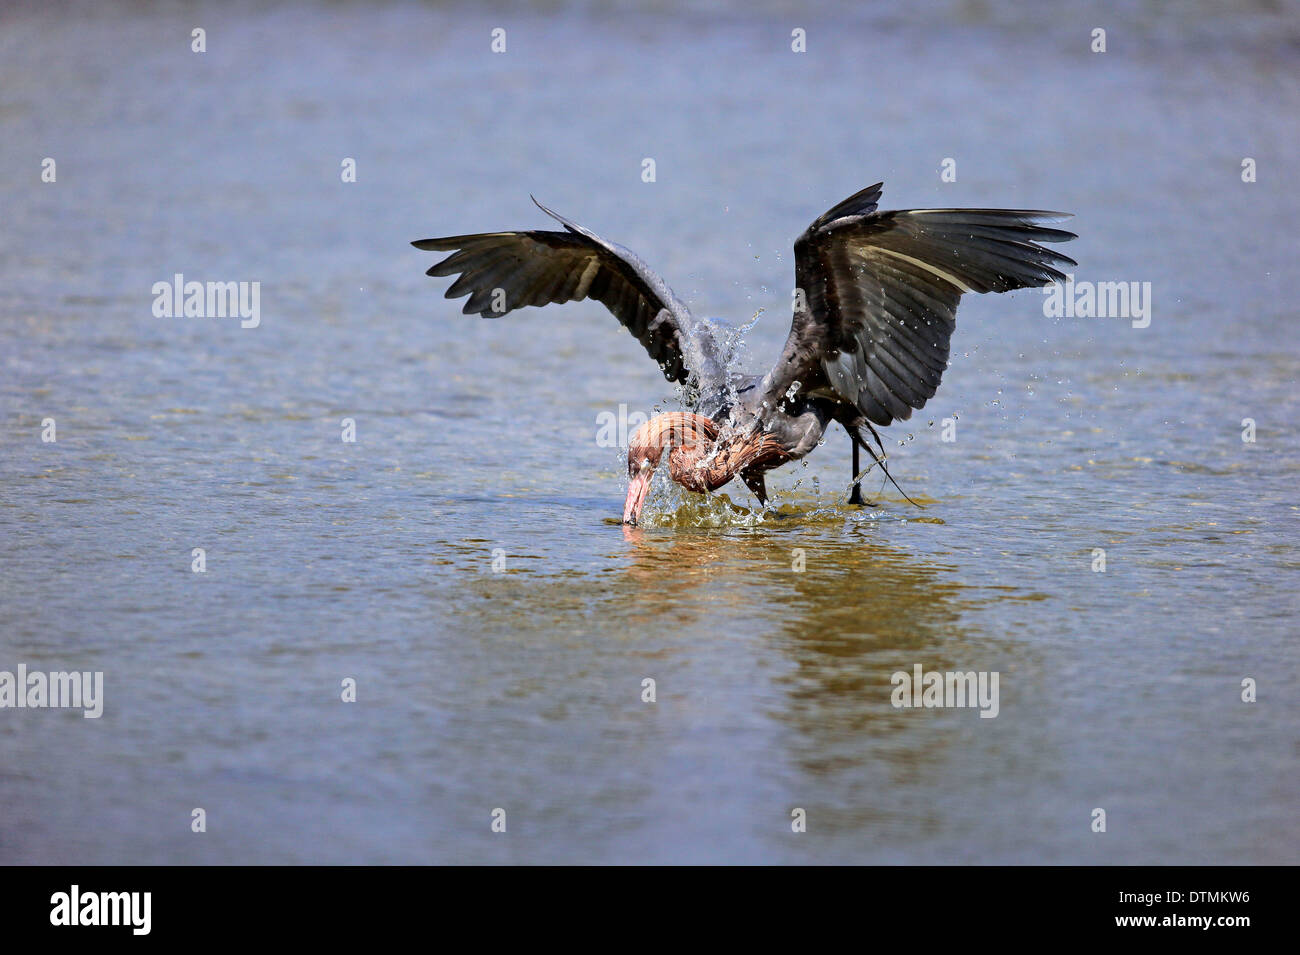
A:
<box><xmin>669</xmin><ymin>429</ymin><xmax>789</xmax><ymax>493</ymax></box>
<box><xmin>638</xmin><ymin>412</ymin><xmax>718</xmax><ymax>451</ymax></box>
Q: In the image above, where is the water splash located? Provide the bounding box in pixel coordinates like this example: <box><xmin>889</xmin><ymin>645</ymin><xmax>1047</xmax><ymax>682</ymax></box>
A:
<box><xmin>634</xmin><ymin>479</ymin><xmax>770</xmax><ymax>528</ymax></box>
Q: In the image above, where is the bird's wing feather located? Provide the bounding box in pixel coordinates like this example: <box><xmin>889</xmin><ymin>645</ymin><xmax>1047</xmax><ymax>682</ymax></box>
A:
<box><xmin>760</xmin><ymin>183</ymin><xmax>1077</xmax><ymax>425</ymax></box>
<box><xmin>413</xmin><ymin>198</ymin><xmax>725</xmax><ymax>387</ymax></box>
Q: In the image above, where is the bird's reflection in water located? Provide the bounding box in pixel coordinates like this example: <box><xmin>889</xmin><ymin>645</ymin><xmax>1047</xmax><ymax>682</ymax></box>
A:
<box><xmin>616</xmin><ymin>515</ymin><xmax>977</xmax><ymax>675</ymax></box>
<box><xmin>617</xmin><ymin>517</ymin><xmax>1023</xmax><ymax>844</ymax></box>
<box><xmin>440</xmin><ymin>512</ymin><xmax>1032</xmax><ymax>855</ymax></box>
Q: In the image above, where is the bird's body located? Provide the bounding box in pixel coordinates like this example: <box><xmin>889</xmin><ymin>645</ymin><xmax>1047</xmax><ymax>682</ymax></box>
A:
<box><xmin>413</xmin><ymin>183</ymin><xmax>1076</xmax><ymax>523</ymax></box>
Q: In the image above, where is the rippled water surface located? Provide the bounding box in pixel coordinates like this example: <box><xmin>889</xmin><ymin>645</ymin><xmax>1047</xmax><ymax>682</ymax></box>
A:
<box><xmin>1</xmin><ymin>0</ymin><xmax>1297</xmax><ymax>863</ymax></box>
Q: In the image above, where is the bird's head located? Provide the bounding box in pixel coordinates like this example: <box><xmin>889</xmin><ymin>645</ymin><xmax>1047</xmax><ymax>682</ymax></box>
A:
<box><xmin>623</xmin><ymin>412</ymin><xmax>719</xmax><ymax>525</ymax></box>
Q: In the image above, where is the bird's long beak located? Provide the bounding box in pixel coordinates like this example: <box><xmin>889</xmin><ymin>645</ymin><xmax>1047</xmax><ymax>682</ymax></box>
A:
<box><xmin>623</xmin><ymin>470</ymin><xmax>653</xmax><ymax>525</ymax></box>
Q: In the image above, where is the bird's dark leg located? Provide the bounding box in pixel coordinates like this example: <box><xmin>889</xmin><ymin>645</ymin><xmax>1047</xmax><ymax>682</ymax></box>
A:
<box><xmin>742</xmin><ymin>468</ymin><xmax>768</xmax><ymax>506</ymax></box>
<box><xmin>848</xmin><ymin>435</ymin><xmax>864</xmax><ymax>506</ymax></box>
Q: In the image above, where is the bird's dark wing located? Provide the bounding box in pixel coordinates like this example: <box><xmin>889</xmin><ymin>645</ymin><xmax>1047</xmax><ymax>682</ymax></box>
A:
<box><xmin>760</xmin><ymin>183</ymin><xmax>1077</xmax><ymax>425</ymax></box>
<box><xmin>413</xmin><ymin>198</ymin><xmax>725</xmax><ymax>388</ymax></box>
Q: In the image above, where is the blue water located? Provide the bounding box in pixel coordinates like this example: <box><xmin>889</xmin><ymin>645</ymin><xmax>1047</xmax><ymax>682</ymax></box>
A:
<box><xmin>0</xmin><ymin>0</ymin><xmax>1297</xmax><ymax>863</ymax></box>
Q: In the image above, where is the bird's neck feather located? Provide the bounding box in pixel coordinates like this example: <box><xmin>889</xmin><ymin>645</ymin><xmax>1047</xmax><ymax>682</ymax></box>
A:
<box><xmin>669</xmin><ymin>431</ymin><xmax>787</xmax><ymax>493</ymax></box>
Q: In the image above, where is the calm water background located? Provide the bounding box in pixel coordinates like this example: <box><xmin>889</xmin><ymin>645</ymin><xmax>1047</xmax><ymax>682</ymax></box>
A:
<box><xmin>1</xmin><ymin>0</ymin><xmax>1297</xmax><ymax>864</ymax></box>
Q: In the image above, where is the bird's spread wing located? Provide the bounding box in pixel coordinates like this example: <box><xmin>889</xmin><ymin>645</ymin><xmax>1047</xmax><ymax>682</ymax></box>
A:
<box><xmin>760</xmin><ymin>183</ymin><xmax>1077</xmax><ymax>425</ymax></box>
<box><xmin>413</xmin><ymin>198</ymin><xmax>725</xmax><ymax>388</ymax></box>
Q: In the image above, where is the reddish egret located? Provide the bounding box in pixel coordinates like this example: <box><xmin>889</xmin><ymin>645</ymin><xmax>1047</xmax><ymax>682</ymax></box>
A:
<box><xmin>413</xmin><ymin>183</ymin><xmax>1076</xmax><ymax>523</ymax></box>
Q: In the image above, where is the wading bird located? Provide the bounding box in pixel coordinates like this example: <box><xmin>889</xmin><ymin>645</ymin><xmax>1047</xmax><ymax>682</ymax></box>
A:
<box><xmin>413</xmin><ymin>183</ymin><xmax>1076</xmax><ymax>524</ymax></box>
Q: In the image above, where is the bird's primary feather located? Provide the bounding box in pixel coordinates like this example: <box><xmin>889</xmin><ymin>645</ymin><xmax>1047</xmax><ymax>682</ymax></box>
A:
<box><xmin>412</xmin><ymin>197</ymin><xmax>726</xmax><ymax>388</ymax></box>
<box><xmin>760</xmin><ymin>183</ymin><xmax>1077</xmax><ymax>427</ymax></box>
